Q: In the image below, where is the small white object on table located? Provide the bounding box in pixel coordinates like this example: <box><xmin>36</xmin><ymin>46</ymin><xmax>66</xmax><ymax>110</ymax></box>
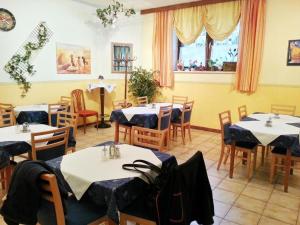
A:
<box><xmin>60</xmin><ymin>144</ymin><xmax>162</xmax><ymax>200</ymax></box>
<box><xmin>87</xmin><ymin>82</ymin><xmax>116</xmax><ymax>93</ymax></box>
<box><xmin>0</xmin><ymin>124</ymin><xmax>57</xmax><ymax>144</ymax></box>
<box><xmin>121</xmin><ymin>102</ymin><xmax>182</xmax><ymax>121</ymax></box>
<box><xmin>14</xmin><ymin>104</ymin><xmax>49</xmax><ymax>117</ymax></box>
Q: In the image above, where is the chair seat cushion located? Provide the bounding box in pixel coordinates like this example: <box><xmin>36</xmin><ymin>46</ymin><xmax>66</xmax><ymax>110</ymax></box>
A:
<box><xmin>78</xmin><ymin>110</ymin><xmax>98</xmax><ymax>117</ymax></box>
<box><xmin>119</xmin><ymin>194</ymin><xmax>156</xmax><ymax>221</ymax></box>
<box><xmin>38</xmin><ymin>195</ymin><xmax>106</xmax><ymax>225</ymax></box>
<box><xmin>272</xmin><ymin>146</ymin><xmax>300</xmax><ymax>157</ymax></box>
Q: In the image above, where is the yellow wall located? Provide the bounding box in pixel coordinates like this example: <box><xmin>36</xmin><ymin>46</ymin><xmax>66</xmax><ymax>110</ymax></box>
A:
<box><xmin>1</xmin><ymin>0</ymin><xmax>300</xmax><ymax>129</ymax></box>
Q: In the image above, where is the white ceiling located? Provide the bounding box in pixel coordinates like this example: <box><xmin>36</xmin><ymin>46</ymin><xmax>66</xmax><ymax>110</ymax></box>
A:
<box><xmin>73</xmin><ymin>0</ymin><xmax>201</xmax><ymax>10</ymax></box>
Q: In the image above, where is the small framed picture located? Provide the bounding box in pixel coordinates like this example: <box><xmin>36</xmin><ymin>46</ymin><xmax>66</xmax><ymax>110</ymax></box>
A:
<box><xmin>287</xmin><ymin>39</ymin><xmax>300</xmax><ymax>66</ymax></box>
<box><xmin>111</xmin><ymin>42</ymin><xmax>133</xmax><ymax>73</ymax></box>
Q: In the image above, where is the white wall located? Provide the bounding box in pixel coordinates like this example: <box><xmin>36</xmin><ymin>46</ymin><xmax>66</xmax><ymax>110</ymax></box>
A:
<box><xmin>0</xmin><ymin>0</ymin><xmax>143</xmax><ymax>83</ymax></box>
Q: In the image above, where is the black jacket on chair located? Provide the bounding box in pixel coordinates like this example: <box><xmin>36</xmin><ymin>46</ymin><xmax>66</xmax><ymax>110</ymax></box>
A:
<box><xmin>157</xmin><ymin>151</ymin><xmax>214</xmax><ymax>225</ymax></box>
<box><xmin>0</xmin><ymin>160</ymin><xmax>68</xmax><ymax>225</ymax></box>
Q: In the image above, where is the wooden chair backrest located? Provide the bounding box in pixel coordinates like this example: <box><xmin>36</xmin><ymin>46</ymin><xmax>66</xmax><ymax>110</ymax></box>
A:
<box><xmin>31</xmin><ymin>127</ymin><xmax>70</xmax><ymax>160</ymax></box>
<box><xmin>57</xmin><ymin>112</ymin><xmax>78</xmax><ymax>139</ymax></box>
<box><xmin>48</xmin><ymin>103</ymin><xmax>69</xmax><ymax>126</ymax></box>
<box><xmin>172</xmin><ymin>95</ymin><xmax>188</xmax><ymax>104</ymax></box>
<box><xmin>271</xmin><ymin>104</ymin><xmax>296</xmax><ymax>116</ymax></box>
<box><xmin>219</xmin><ymin>110</ymin><xmax>232</xmax><ymax>142</ymax></box>
<box><xmin>137</xmin><ymin>96</ymin><xmax>148</xmax><ymax>105</ymax></box>
<box><xmin>0</xmin><ymin>103</ymin><xmax>16</xmax><ymax>124</ymax></box>
<box><xmin>180</xmin><ymin>101</ymin><xmax>194</xmax><ymax>125</ymax></box>
<box><xmin>157</xmin><ymin>105</ymin><xmax>172</xmax><ymax>130</ymax></box>
<box><xmin>0</xmin><ymin>111</ymin><xmax>14</xmax><ymax>127</ymax></box>
<box><xmin>238</xmin><ymin>105</ymin><xmax>247</xmax><ymax>120</ymax></box>
<box><xmin>131</xmin><ymin>126</ymin><xmax>165</xmax><ymax>151</ymax></box>
<box><xmin>60</xmin><ymin>96</ymin><xmax>71</xmax><ymax>105</ymax></box>
<box><xmin>40</xmin><ymin>173</ymin><xmax>66</xmax><ymax>225</ymax></box>
<box><xmin>71</xmin><ymin>89</ymin><xmax>86</xmax><ymax>113</ymax></box>
<box><xmin>112</xmin><ymin>99</ymin><xmax>130</xmax><ymax>110</ymax></box>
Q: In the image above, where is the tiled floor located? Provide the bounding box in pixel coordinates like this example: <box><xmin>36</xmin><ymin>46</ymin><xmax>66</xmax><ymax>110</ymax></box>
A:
<box><xmin>1</xmin><ymin>124</ymin><xmax>300</xmax><ymax>225</ymax></box>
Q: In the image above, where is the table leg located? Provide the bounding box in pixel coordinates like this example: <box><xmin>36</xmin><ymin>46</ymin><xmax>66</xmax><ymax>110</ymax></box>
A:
<box><xmin>229</xmin><ymin>142</ymin><xmax>236</xmax><ymax>178</ymax></box>
<box><xmin>95</xmin><ymin>87</ymin><xmax>111</xmax><ymax>129</ymax></box>
<box><xmin>284</xmin><ymin>149</ymin><xmax>292</xmax><ymax>192</ymax></box>
<box><xmin>114</xmin><ymin>122</ymin><xmax>119</xmax><ymax>143</ymax></box>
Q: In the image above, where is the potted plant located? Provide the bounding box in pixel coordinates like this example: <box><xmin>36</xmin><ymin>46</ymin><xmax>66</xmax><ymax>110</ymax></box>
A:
<box><xmin>128</xmin><ymin>67</ymin><xmax>160</xmax><ymax>103</ymax></box>
<box><xmin>223</xmin><ymin>48</ymin><xmax>238</xmax><ymax>71</ymax></box>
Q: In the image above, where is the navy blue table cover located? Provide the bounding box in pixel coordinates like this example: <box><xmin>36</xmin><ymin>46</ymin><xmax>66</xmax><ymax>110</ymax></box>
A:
<box><xmin>110</xmin><ymin>107</ymin><xmax>181</xmax><ymax>128</ymax></box>
<box><xmin>46</xmin><ymin>141</ymin><xmax>177</xmax><ymax>223</ymax></box>
<box><xmin>17</xmin><ymin>111</ymin><xmax>48</xmax><ymax>125</ymax></box>
<box><xmin>229</xmin><ymin>116</ymin><xmax>300</xmax><ymax>152</ymax></box>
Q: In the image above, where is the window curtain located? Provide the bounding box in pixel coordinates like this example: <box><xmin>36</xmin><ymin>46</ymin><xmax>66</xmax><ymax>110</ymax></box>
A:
<box><xmin>153</xmin><ymin>10</ymin><xmax>174</xmax><ymax>87</ymax></box>
<box><xmin>173</xmin><ymin>1</ymin><xmax>240</xmax><ymax>44</ymax></box>
<box><xmin>204</xmin><ymin>1</ymin><xmax>241</xmax><ymax>41</ymax></box>
<box><xmin>173</xmin><ymin>7</ymin><xmax>204</xmax><ymax>45</ymax></box>
<box><xmin>236</xmin><ymin>0</ymin><xmax>266</xmax><ymax>93</ymax></box>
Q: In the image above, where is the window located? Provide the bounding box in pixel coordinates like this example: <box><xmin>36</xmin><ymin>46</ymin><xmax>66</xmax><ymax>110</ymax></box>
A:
<box><xmin>175</xmin><ymin>24</ymin><xmax>240</xmax><ymax>72</ymax></box>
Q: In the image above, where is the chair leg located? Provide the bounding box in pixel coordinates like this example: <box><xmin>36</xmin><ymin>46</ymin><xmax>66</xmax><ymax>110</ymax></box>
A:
<box><xmin>181</xmin><ymin>126</ymin><xmax>185</xmax><ymax>145</ymax></box>
<box><xmin>261</xmin><ymin>146</ymin><xmax>265</xmax><ymax>165</ymax></box>
<box><xmin>223</xmin><ymin>148</ymin><xmax>230</xmax><ymax>165</ymax></box>
<box><xmin>128</xmin><ymin>128</ymin><xmax>132</xmax><ymax>145</ymax></box>
<box><xmin>188</xmin><ymin>124</ymin><xmax>192</xmax><ymax>141</ymax></box>
<box><xmin>217</xmin><ymin>145</ymin><xmax>225</xmax><ymax>170</ymax></box>
<box><xmin>247</xmin><ymin>152</ymin><xmax>252</xmax><ymax>181</ymax></box>
<box><xmin>123</xmin><ymin>128</ymin><xmax>127</xmax><ymax>141</ymax></box>
<box><xmin>284</xmin><ymin>154</ymin><xmax>292</xmax><ymax>192</ymax></box>
<box><xmin>253</xmin><ymin>150</ymin><xmax>257</xmax><ymax>171</ymax></box>
<box><xmin>270</xmin><ymin>155</ymin><xmax>276</xmax><ymax>183</ymax></box>
<box><xmin>119</xmin><ymin>213</ymin><xmax>126</xmax><ymax>225</ymax></box>
<box><xmin>96</xmin><ymin>114</ymin><xmax>99</xmax><ymax>131</ymax></box>
<box><xmin>83</xmin><ymin>117</ymin><xmax>87</xmax><ymax>134</ymax></box>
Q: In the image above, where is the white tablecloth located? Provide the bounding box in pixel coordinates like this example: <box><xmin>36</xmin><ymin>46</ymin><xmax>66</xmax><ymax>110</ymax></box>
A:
<box><xmin>14</xmin><ymin>104</ymin><xmax>49</xmax><ymax>117</ymax></box>
<box><xmin>235</xmin><ymin>113</ymin><xmax>300</xmax><ymax>146</ymax></box>
<box><xmin>87</xmin><ymin>82</ymin><xmax>116</xmax><ymax>93</ymax></box>
<box><xmin>0</xmin><ymin>124</ymin><xmax>57</xmax><ymax>144</ymax></box>
<box><xmin>121</xmin><ymin>103</ymin><xmax>182</xmax><ymax>121</ymax></box>
<box><xmin>60</xmin><ymin>144</ymin><xmax>162</xmax><ymax>200</ymax></box>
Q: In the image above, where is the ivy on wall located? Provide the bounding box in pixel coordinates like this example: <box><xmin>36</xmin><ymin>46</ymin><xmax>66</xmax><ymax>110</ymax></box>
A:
<box><xmin>4</xmin><ymin>22</ymin><xmax>52</xmax><ymax>97</ymax></box>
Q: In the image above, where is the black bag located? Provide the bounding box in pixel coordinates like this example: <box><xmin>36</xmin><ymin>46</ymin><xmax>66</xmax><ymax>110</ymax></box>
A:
<box><xmin>122</xmin><ymin>160</ymin><xmax>169</xmax><ymax>208</ymax></box>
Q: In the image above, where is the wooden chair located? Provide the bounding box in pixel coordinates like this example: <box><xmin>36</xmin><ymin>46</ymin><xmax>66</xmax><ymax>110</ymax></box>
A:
<box><xmin>269</xmin><ymin>147</ymin><xmax>300</xmax><ymax>192</ymax></box>
<box><xmin>112</xmin><ymin>99</ymin><xmax>132</xmax><ymax>143</ymax></box>
<box><xmin>57</xmin><ymin>112</ymin><xmax>78</xmax><ymax>153</ymax></box>
<box><xmin>60</xmin><ymin>96</ymin><xmax>71</xmax><ymax>105</ymax></box>
<box><xmin>137</xmin><ymin>96</ymin><xmax>148</xmax><ymax>105</ymax></box>
<box><xmin>0</xmin><ymin>111</ymin><xmax>14</xmax><ymax>127</ymax></box>
<box><xmin>48</xmin><ymin>103</ymin><xmax>69</xmax><ymax>126</ymax></box>
<box><xmin>238</xmin><ymin>105</ymin><xmax>248</xmax><ymax>120</ymax></box>
<box><xmin>0</xmin><ymin>151</ymin><xmax>13</xmax><ymax>193</ymax></box>
<box><xmin>271</xmin><ymin>104</ymin><xmax>296</xmax><ymax>116</ymax></box>
<box><xmin>218</xmin><ymin>110</ymin><xmax>258</xmax><ymax>180</ymax></box>
<box><xmin>172</xmin><ymin>101</ymin><xmax>194</xmax><ymax>145</ymax></box>
<box><xmin>38</xmin><ymin>173</ymin><xmax>114</xmax><ymax>225</ymax></box>
<box><xmin>31</xmin><ymin>127</ymin><xmax>70</xmax><ymax>161</ymax></box>
<box><xmin>172</xmin><ymin>95</ymin><xmax>188</xmax><ymax>104</ymax></box>
<box><xmin>131</xmin><ymin>105</ymin><xmax>172</xmax><ymax>152</ymax></box>
<box><xmin>71</xmin><ymin>89</ymin><xmax>98</xmax><ymax>134</ymax></box>
<box><xmin>0</xmin><ymin>103</ymin><xmax>15</xmax><ymax>125</ymax></box>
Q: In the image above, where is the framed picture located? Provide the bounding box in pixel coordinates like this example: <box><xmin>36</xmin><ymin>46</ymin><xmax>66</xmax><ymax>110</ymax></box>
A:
<box><xmin>111</xmin><ymin>42</ymin><xmax>133</xmax><ymax>73</ymax></box>
<box><xmin>287</xmin><ymin>39</ymin><xmax>300</xmax><ymax>66</ymax></box>
<box><xmin>56</xmin><ymin>43</ymin><xmax>91</xmax><ymax>74</ymax></box>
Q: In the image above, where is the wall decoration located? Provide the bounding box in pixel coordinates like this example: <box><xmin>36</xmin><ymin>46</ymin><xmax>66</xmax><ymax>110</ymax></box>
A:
<box><xmin>111</xmin><ymin>42</ymin><xmax>133</xmax><ymax>73</ymax></box>
<box><xmin>287</xmin><ymin>39</ymin><xmax>300</xmax><ymax>66</ymax></box>
<box><xmin>0</xmin><ymin>8</ymin><xmax>16</xmax><ymax>31</ymax></box>
<box><xmin>56</xmin><ymin>43</ymin><xmax>91</xmax><ymax>74</ymax></box>
<box><xmin>4</xmin><ymin>22</ymin><xmax>53</xmax><ymax>97</ymax></box>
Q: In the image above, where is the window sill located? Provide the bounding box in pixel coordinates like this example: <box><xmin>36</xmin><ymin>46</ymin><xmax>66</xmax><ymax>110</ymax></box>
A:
<box><xmin>174</xmin><ymin>70</ymin><xmax>236</xmax><ymax>74</ymax></box>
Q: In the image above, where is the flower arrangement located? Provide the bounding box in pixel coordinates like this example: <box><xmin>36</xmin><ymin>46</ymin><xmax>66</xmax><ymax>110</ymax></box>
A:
<box><xmin>4</xmin><ymin>23</ymin><xmax>49</xmax><ymax>97</ymax></box>
<box><xmin>96</xmin><ymin>0</ymin><xmax>135</xmax><ymax>27</ymax></box>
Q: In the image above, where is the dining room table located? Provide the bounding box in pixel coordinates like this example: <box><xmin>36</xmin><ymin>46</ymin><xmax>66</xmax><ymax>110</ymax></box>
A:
<box><xmin>46</xmin><ymin>141</ymin><xmax>177</xmax><ymax>223</ymax></box>
<box><xmin>228</xmin><ymin>113</ymin><xmax>300</xmax><ymax>178</ymax></box>
<box><xmin>14</xmin><ymin>104</ymin><xmax>49</xmax><ymax>125</ymax></box>
<box><xmin>110</xmin><ymin>103</ymin><xmax>183</xmax><ymax>143</ymax></box>
<box><xmin>0</xmin><ymin>124</ymin><xmax>58</xmax><ymax>157</ymax></box>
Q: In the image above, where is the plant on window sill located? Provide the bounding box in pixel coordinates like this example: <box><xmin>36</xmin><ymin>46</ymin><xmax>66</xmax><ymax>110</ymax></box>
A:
<box><xmin>4</xmin><ymin>23</ymin><xmax>49</xmax><ymax>97</ymax></box>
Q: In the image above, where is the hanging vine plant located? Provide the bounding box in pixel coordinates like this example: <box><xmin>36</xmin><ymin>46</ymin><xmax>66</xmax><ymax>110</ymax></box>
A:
<box><xmin>4</xmin><ymin>23</ymin><xmax>49</xmax><ymax>97</ymax></box>
<box><xmin>96</xmin><ymin>0</ymin><xmax>135</xmax><ymax>27</ymax></box>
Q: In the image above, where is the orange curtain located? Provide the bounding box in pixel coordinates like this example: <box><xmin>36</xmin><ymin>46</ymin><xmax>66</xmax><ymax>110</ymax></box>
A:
<box><xmin>153</xmin><ymin>11</ymin><xmax>174</xmax><ymax>87</ymax></box>
<box><xmin>236</xmin><ymin>0</ymin><xmax>266</xmax><ymax>93</ymax></box>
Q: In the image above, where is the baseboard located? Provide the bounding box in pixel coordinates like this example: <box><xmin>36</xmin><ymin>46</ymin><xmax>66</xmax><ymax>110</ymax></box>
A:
<box><xmin>190</xmin><ymin>125</ymin><xmax>220</xmax><ymax>133</ymax></box>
